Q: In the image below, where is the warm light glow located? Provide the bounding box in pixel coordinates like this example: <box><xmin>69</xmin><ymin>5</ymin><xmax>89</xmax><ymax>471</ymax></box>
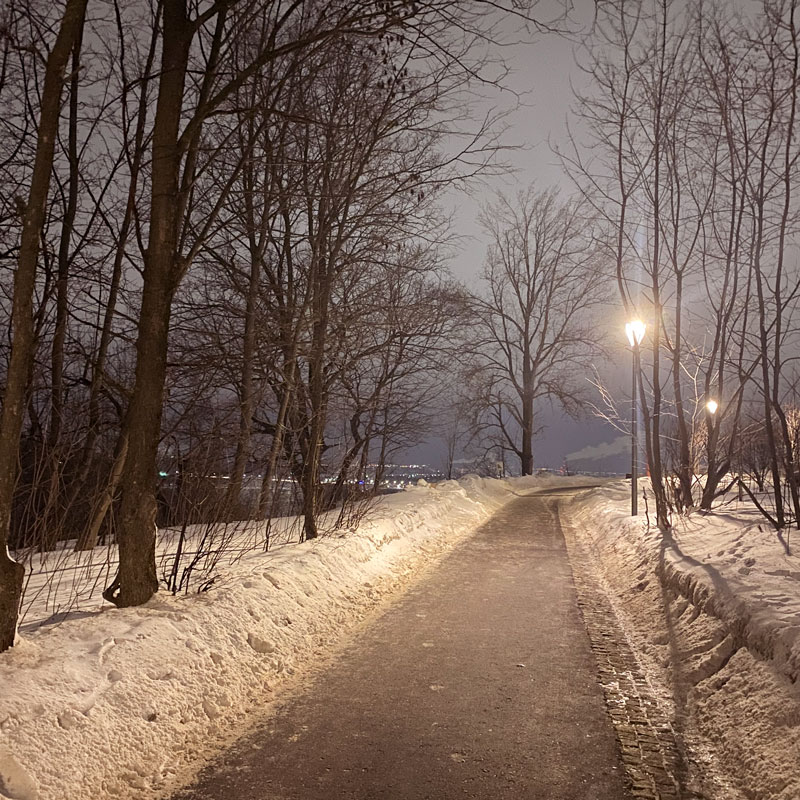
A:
<box><xmin>625</xmin><ymin>319</ymin><xmax>646</xmax><ymax>347</ymax></box>
<box><xmin>706</xmin><ymin>399</ymin><xmax>719</xmax><ymax>415</ymax></box>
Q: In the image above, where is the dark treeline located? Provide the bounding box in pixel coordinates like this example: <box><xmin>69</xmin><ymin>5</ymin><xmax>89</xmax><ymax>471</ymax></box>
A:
<box><xmin>0</xmin><ymin>0</ymin><xmax>558</xmax><ymax>648</ymax></box>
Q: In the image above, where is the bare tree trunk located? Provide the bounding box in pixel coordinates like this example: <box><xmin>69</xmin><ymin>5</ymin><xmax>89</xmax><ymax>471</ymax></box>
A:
<box><xmin>258</xmin><ymin>374</ymin><xmax>294</xmax><ymax>517</ymax></box>
<box><xmin>42</xmin><ymin>16</ymin><xmax>85</xmax><ymax>550</ymax></box>
<box><xmin>76</xmin><ymin>431</ymin><xmax>128</xmax><ymax>551</ymax></box>
<box><xmin>329</xmin><ymin>411</ymin><xmax>364</xmax><ymax>507</ymax></box>
<box><xmin>770</xmin><ymin>1</ymin><xmax>800</xmax><ymax>528</ymax></box>
<box><xmin>520</xmin><ymin>356</ymin><xmax>534</xmax><ymax>475</ymax></box>
<box><xmin>696</xmin><ymin>20</ymin><xmax>752</xmax><ymax>509</ymax></box>
<box><xmin>641</xmin><ymin>0</ymin><xmax>671</xmax><ymax>531</ymax></box>
<box><xmin>358</xmin><ymin>432</ymin><xmax>372</xmax><ymax>484</ymax></box>
<box><xmin>302</xmin><ymin>267</ymin><xmax>332</xmax><ymax>540</ymax></box>
<box><xmin>72</xmin><ymin>1</ymin><xmax>159</xmax><ymax>548</ymax></box>
<box><xmin>224</xmin><ymin>123</ymin><xmax>267</xmax><ymax>515</ymax></box>
<box><xmin>373</xmin><ymin>411</ymin><xmax>391</xmax><ymax>491</ymax></box>
<box><xmin>105</xmin><ymin>0</ymin><xmax>192</xmax><ymax>607</ymax></box>
<box><xmin>224</xmin><ymin>254</ymin><xmax>260</xmax><ymax>516</ymax></box>
<box><xmin>670</xmin><ymin>272</ymin><xmax>693</xmax><ymax>509</ymax></box>
<box><xmin>0</xmin><ymin>0</ymin><xmax>88</xmax><ymax>650</ymax></box>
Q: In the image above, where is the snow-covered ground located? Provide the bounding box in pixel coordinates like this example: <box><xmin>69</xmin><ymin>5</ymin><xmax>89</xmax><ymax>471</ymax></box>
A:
<box><xmin>1</xmin><ymin>474</ymin><xmax>585</xmax><ymax>800</ymax></box>
<box><xmin>569</xmin><ymin>480</ymin><xmax>800</xmax><ymax>800</ymax></box>
<box><xmin>5</xmin><ymin>474</ymin><xmax>800</xmax><ymax>800</ymax></box>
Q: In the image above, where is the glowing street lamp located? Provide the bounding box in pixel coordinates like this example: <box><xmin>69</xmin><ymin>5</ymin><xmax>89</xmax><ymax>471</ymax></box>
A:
<box><xmin>625</xmin><ymin>320</ymin><xmax>646</xmax><ymax>349</ymax></box>
<box><xmin>704</xmin><ymin>397</ymin><xmax>730</xmax><ymax>498</ymax></box>
<box><xmin>626</xmin><ymin>320</ymin><xmax>646</xmax><ymax>516</ymax></box>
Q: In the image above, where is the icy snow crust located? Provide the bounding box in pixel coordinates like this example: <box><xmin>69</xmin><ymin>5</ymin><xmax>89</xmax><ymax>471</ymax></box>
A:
<box><xmin>569</xmin><ymin>480</ymin><xmax>800</xmax><ymax>800</ymax></box>
<box><xmin>0</xmin><ymin>475</ymin><xmax>584</xmax><ymax>800</ymax></box>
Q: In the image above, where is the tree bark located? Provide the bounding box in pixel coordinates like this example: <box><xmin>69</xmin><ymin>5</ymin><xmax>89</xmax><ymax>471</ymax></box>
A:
<box><xmin>302</xmin><ymin>265</ymin><xmax>332</xmax><ymax>540</ymax></box>
<box><xmin>520</xmin><ymin>365</ymin><xmax>534</xmax><ymax>476</ymax></box>
<box><xmin>258</xmin><ymin>375</ymin><xmax>294</xmax><ymax>518</ymax></box>
<box><xmin>42</xmin><ymin>15</ymin><xmax>85</xmax><ymax>551</ymax></box>
<box><xmin>72</xmin><ymin>1</ymin><xmax>159</xmax><ymax>549</ymax></box>
<box><xmin>224</xmin><ymin>257</ymin><xmax>260</xmax><ymax>517</ymax></box>
<box><xmin>224</xmin><ymin>128</ymin><xmax>265</xmax><ymax>516</ymax></box>
<box><xmin>0</xmin><ymin>0</ymin><xmax>88</xmax><ymax>650</ymax></box>
<box><xmin>104</xmin><ymin>0</ymin><xmax>192</xmax><ymax>607</ymax></box>
<box><xmin>76</xmin><ymin>431</ymin><xmax>128</xmax><ymax>552</ymax></box>
<box><xmin>670</xmin><ymin>272</ymin><xmax>693</xmax><ymax>510</ymax></box>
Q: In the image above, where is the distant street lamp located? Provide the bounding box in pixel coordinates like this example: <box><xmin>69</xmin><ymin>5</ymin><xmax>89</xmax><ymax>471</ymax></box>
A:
<box><xmin>625</xmin><ymin>320</ymin><xmax>646</xmax><ymax>516</ymax></box>
<box><xmin>706</xmin><ymin>398</ymin><xmax>719</xmax><ymax>415</ymax></box>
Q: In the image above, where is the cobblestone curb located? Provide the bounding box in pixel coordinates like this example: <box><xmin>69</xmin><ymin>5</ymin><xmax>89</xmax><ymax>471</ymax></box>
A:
<box><xmin>553</xmin><ymin>497</ymin><xmax>700</xmax><ymax>800</ymax></box>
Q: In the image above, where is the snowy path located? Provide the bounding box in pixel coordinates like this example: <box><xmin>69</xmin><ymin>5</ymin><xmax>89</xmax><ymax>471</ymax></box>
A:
<box><xmin>172</xmin><ymin>489</ymin><xmax>630</xmax><ymax>800</ymax></box>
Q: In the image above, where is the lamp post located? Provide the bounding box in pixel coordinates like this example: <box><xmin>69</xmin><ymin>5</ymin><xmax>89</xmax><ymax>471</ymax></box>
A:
<box><xmin>625</xmin><ymin>320</ymin><xmax>646</xmax><ymax>515</ymax></box>
<box><xmin>706</xmin><ymin>398</ymin><xmax>726</xmax><ymax>499</ymax></box>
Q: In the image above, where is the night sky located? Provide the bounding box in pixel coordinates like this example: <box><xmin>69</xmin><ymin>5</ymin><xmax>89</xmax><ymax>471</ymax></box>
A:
<box><xmin>405</xmin><ymin>0</ymin><xmax>632</xmax><ymax>473</ymax></box>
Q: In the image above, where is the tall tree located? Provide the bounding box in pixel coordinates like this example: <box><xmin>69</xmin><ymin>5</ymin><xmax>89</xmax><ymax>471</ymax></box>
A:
<box><xmin>0</xmin><ymin>0</ymin><xmax>88</xmax><ymax>650</ymax></box>
<box><xmin>468</xmin><ymin>187</ymin><xmax>606</xmax><ymax>475</ymax></box>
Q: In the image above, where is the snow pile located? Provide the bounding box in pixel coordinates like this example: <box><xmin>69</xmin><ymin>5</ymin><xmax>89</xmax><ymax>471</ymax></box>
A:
<box><xmin>568</xmin><ymin>480</ymin><xmax>800</xmax><ymax>800</ymax></box>
<box><xmin>570</xmin><ymin>481</ymin><xmax>800</xmax><ymax>681</ymax></box>
<box><xmin>0</xmin><ymin>475</ymin><xmax>519</xmax><ymax>800</ymax></box>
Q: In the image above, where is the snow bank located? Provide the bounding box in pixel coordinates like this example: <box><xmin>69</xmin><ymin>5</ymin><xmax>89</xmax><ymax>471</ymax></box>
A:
<box><xmin>568</xmin><ymin>480</ymin><xmax>800</xmax><ymax>800</ymax></box>
<box><xmin>570</xmin><ymin>480</ymin><xmax>800</xmax><ymax>681</ymax></box>
<box><xmin>0</xmin><ymin>475</ymin><xmax>521</xmax><ymax>800</ymax></box>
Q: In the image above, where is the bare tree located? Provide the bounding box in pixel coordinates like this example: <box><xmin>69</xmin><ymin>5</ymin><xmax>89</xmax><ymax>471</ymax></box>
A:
<box><xmin>467</xmin><ymin>187</ymin><xmax>607</xmax><ymax>475</ymax></box>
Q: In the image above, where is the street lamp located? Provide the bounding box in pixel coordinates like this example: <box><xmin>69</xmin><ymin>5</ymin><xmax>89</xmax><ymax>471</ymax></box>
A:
<box><xmin>625</xmin><ymin>320</ymin><xmax>646</xmax><ymax>516</ymax></box>
<box><xmin>705</xmin><ymin>398</ymin><xmax>728</xmax><ymax>499</ymax></box>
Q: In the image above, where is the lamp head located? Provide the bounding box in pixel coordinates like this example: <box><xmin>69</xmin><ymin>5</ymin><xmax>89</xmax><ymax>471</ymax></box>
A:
<box><xmin>625</xmin><ymin>319</ymin><xmax>646</xmax><ymax>347</ymax></box>
<box><xmin>706</xmin><ymin>399</ymin><xmax>719</xmax><ymax>415</ymax></box>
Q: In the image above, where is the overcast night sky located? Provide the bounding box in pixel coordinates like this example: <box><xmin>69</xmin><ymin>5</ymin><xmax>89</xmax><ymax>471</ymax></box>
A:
<box><xmin>404</xmin><ymin>0</ymin><xmax>632</xmax><ymax>473</ymax></box>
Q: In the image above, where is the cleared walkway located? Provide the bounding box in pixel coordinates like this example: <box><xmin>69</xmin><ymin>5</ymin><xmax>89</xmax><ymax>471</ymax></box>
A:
<box><xmin>173</xmin><ymin>489</ymin><xmax>630</xmax><ymax>800</ymax></box>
